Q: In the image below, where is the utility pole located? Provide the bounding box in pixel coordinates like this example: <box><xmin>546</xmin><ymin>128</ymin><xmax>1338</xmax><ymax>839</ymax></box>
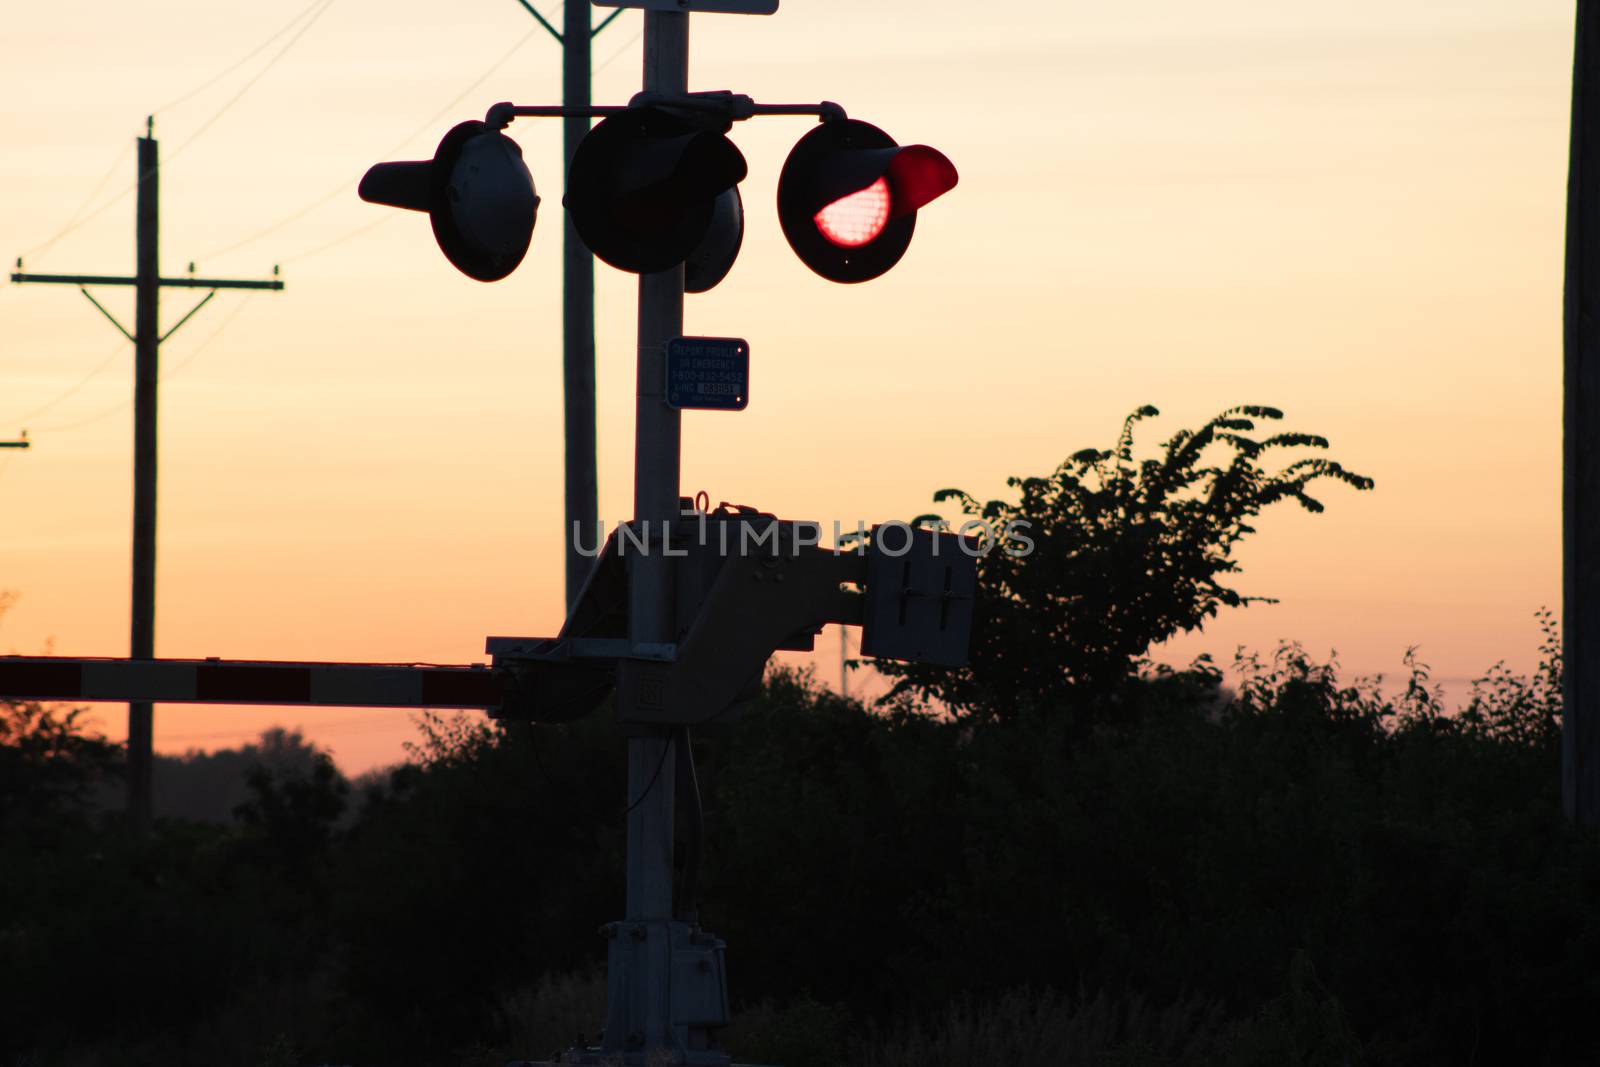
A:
<box><xmin>10</xmin><ymin>117</ymin><xmax>284</xmax><ymax>834</ymax></box>
<box><xmin>511</xmin><ymin>0</ymin><xmax>625</xmax><ymax>608</ymax></box>
<box><xmin>1569</xmin><ymin>1</ymin><xmax>1600</xmax><ymax>826</ymax></box>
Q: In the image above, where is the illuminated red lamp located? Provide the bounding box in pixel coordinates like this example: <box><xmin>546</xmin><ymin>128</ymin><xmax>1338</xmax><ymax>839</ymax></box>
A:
<box><xmin>778</xmin><ymin>119</ymin><xmax>957</xmax><ymax>283</ymax></box>
<box><xmin>815</xmin><ymin>177</ymin><xmax>891</xmax><ymax>247</ymax></box>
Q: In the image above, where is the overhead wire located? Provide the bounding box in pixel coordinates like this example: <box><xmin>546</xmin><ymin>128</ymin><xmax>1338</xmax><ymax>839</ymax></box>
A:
<box><xmin>13</xmin><ymin>0</ymin><xmax>332</xmax><ymax>266</ymax></box>
<box><xmin>594</xmin><ymin>19</ymin><xmax>642</xmax><ymax>75</ymax></box>
<box><xmin>28</xmin><ymin>293</ymin><xmax>258</xmax><ymax>434</ymax></box>
<box><xmin>161</xmin><ymin>0</ymin><xmax>339</xmax><ymax>170</ymax></box>
<box><xmin>278</xmin><ymin>215</ymin><xmax>397</xmax><ymax>266</ymax></box>
<box><xmin>201</xmin><ymin>22</ymin><xmax>543</xmax><ymax>264</ymax></box>
<box><xmin>55</xmin><ymin>142</ymin><xmax>135</xmax><ymax>235</ymax></box>
<box><xmin>2</xmin><ymin>341</ymin><xmax>127</xmax><ymax>428</ymax></box>
<box><xmin>151</xmin><ymin>0</ymin><xmax>332</xmax><ymax>116</ymax></box>
<box><xmin>15</xmin><ymin>175</ymin><xmax>137</xmax><ymax>265</ymax></box>
<box><xmin>158</xmin><ymin>292</ymin><xmax>259</xmax><ymax>381</ymax></box>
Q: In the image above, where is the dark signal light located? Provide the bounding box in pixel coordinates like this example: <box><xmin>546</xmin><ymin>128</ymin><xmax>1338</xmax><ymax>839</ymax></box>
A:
<box><xmin>564</xmin><ymin>106</ymin><xmax>748</xmax><ymax>277</ymax></box>
<box><xmin>778</xmin><ymin>119</ymin><xmax>957</xmax><ymax>283</ymax></box>
<box><xmin>358</xmin><ymin>121</ymin><xmax>539</xmax><ymax>283</ymax></box>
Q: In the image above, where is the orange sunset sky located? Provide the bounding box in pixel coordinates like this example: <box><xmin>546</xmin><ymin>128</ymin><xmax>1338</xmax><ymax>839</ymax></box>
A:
<box><xmin>0</xmin><ymin>0</ymin><xmax>1575</xmax><ymax>773</ymax></box>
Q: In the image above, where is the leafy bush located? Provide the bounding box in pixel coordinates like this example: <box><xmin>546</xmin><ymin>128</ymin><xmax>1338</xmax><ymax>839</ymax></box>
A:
<box><xmin>0</xmin><ymin>697</ymin><xmax>120</xmax><ymax>830</ymax></box>
<box><xmin>883</xmin><ymin>406</ymin><xmax>1372</xmax><ymax>724</ymax></box>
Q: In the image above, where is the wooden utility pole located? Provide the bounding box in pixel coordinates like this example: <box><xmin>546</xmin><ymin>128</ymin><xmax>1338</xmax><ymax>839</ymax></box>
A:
<box><xmin>511</xmin><ymin>0</ymin><xmax>624</xmax><ymax>608</ymax></box>
<box><xmin>10</xmin><ymin>117</ymin><xmax>284</xmax><ymax>833</ymax></box>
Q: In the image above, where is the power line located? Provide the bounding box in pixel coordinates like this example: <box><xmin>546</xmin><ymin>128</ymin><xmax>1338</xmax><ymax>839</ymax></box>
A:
<box><xmin>201</xmin><ymin>23</ymin><xmax>542</xmax><ymax>263</ymax></box>
<box><xmin>16</xmin><ymin>182</ymin><xmax>137</xmax><ymax>265</ymax></box>
<box><xmin>159</xmin><ymin>292</ymin><xmax>259</xmax><ymax>381</ymax></box>
<box><xmin>58</xmin><ymin>142</ymin><xmax>136</xmax><ymax>234</ymax></box>
<box><xmin>162</xmin><ymin>0</ymin><xmax>339</xmax><ymax>170</ymax></box>
<box><xmin>14</xmin><ymin>143</ymin><xmax>135</xmax><ymax>264</ymax></box>
<box><xmin>279</xmin><ymin>215</ymin><xmax>396</xmax><ymax>266</ymax></box>
<box><xmin>152</xmin><ymin>0</ymin><xmax>331</xmax><ymax>116</ymax></box>
<box><xmin>28</xmin><ymin>293</ymin><xmax>259</xmax><ymax>434</ymax></box>
<box><xmin>595</xmin><ymin>23</ymin><xmax>643</xmax><ymax>75</ymax></box>
<box><xmin>2</xmin><ymin>342</ymin><xmax>125</xmax><ymax>428</ymax></box>
<box><xmin>14</xmin><ymin>1</ymin><xmax>334</xmax><ymax>266</ymax></box>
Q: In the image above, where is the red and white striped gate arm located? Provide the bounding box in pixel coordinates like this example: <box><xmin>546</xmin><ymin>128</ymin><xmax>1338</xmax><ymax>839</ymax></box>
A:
<box><xmin>0</xmin><ymin>656</ymin><xmax>504</xmax><ymax>710</ymax></box>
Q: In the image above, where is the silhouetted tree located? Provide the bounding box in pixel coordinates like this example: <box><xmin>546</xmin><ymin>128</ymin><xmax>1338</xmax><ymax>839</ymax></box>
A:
<box><xmin>0</xmin><ymin>698</ymin><xmax>120</xmax><ymax>827</ymax></box>
<box><xmin>154</xmin><ymin>727</ymin><xmax>332</xmax><ymax>822</ymax></box>
<box><xmin>881</xmin><ymin>405</ymin><xmax>1373</xmax><ymax>724</ymax></box>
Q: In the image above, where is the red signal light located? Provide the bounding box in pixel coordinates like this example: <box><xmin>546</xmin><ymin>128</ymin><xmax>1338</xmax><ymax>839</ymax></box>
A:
<box><xmin>813</xmin><ymin>177</ymin><xmax>891</xmax><ymax>248</ymax></box>
<box><xmin>778</xmin><ymin>119</ymin><xmax>957</xmax><ymax>283</ymax></box>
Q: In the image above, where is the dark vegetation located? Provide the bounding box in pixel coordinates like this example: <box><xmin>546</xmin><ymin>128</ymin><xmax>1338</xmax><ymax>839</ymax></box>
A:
<box><xmin>3</xmin><ymin>407</ymin><xmax>1596</xmax><ymax>1066</ymax></box>
<box><xmin>147</xmin><ymin>728</ymin><xmax>335</xmax><ymax>824</ymax></box>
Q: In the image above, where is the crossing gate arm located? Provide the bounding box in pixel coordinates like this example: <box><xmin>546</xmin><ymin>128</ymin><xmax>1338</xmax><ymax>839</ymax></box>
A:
<box><xmin>0</xmin><ymin>656</ymin><xmax>504</xmax><ymax>710</ymax></box>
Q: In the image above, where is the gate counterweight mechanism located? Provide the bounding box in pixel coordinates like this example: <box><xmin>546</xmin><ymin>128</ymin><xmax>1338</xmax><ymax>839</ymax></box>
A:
<box><xmin>0</xmin><ymin>517</ymin><xmax>972</xmax><ymax>725</ymax></box>
<box><xmin>2</xmin><ymin>5</ymin><xmax>967</xmax><ymax>1065</ymax></box>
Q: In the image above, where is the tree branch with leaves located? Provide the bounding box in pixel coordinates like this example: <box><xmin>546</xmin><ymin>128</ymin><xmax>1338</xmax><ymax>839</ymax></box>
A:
<box><xmin>880</xmin><ymin>405</ymin><xmax>1374</xmax><ymax>725</ymax></box>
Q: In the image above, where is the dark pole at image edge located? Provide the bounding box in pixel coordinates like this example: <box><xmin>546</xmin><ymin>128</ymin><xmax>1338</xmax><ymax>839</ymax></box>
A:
<box><xmin>128</xmin><ymin>128</ymin><xmax>159</xmax><ymax>833</ymax></box>
<box><xmin>1566</xmin><ymin>1</ymin><xmax>1600</xmax><ymax>826</ymax></box>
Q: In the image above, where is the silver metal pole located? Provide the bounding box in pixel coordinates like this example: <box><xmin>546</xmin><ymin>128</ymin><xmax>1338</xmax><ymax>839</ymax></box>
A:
<box><xmin>603</xmin><ymin>10</ymin><xmax>688</xmax><ymax>1062</ymax></box>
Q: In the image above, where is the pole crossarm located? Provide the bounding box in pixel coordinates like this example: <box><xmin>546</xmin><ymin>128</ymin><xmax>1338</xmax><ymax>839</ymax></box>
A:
<box><xmin>592</xmin><ymin>6</ymin><xmax>624</xmax><ymax>37</ymax></box>
<box><xmin>14</xmin><ymin>272</ymin><xmax>137</xmax><ymax>287</ymax></box>
<box><xmin>0</xmin><ymin>440</ymin><xmax>29</xmax><ymax>449</ymax></box>
<box><xmin>0</xmin><ymin>655</ymin><xmax>504</xmax><ymax>709</ymax></box>
<box><xmin>11</xmin><ymin>272</ymin><xmax>284</xmax><ymax>290</ymax></box>
<box><xmin>156</xmin><ymin>276</ymin><xmax>284</xmax><ymax>290</ymax></box>
<box><xmin>78</xmin><ymin>286</ymin><xmax>135</xmax><ymax>342</ymax></box>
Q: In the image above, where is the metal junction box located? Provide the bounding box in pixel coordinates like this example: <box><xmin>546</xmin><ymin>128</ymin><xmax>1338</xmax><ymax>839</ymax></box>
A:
<box><xmin>858</xmin><ymin>526</ymin><xmax>977</xmax><ymax>667</ymax></box>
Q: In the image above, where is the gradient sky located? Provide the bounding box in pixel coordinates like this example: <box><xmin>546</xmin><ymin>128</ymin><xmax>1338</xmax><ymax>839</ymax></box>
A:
<box><xmin>0</xmin><ymin>0</ymin><xmax>1576</xmax><ymax>772</ymax></box>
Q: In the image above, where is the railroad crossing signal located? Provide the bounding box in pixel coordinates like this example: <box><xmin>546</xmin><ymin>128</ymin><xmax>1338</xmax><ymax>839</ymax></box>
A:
<box><xmin>8</xmin><ymin>10</ymin><xmax>969</xmax><ymax>1059</ymax></box>
<box><xmin>777</xmin><ymin>118</ymin><xmax>958</xmax><ymax>283</ymax></box>
<box><xmin>357</xmin><ymin>97</ymin><xmax>956</xmax><ymax>289</ymax></box>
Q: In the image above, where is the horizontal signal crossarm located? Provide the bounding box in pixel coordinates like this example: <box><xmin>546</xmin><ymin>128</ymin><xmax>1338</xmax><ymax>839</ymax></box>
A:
<box><xmin>0</xmin><ymin>656</ymin><xmax>502</xmax><ymax>709</ymax></box>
